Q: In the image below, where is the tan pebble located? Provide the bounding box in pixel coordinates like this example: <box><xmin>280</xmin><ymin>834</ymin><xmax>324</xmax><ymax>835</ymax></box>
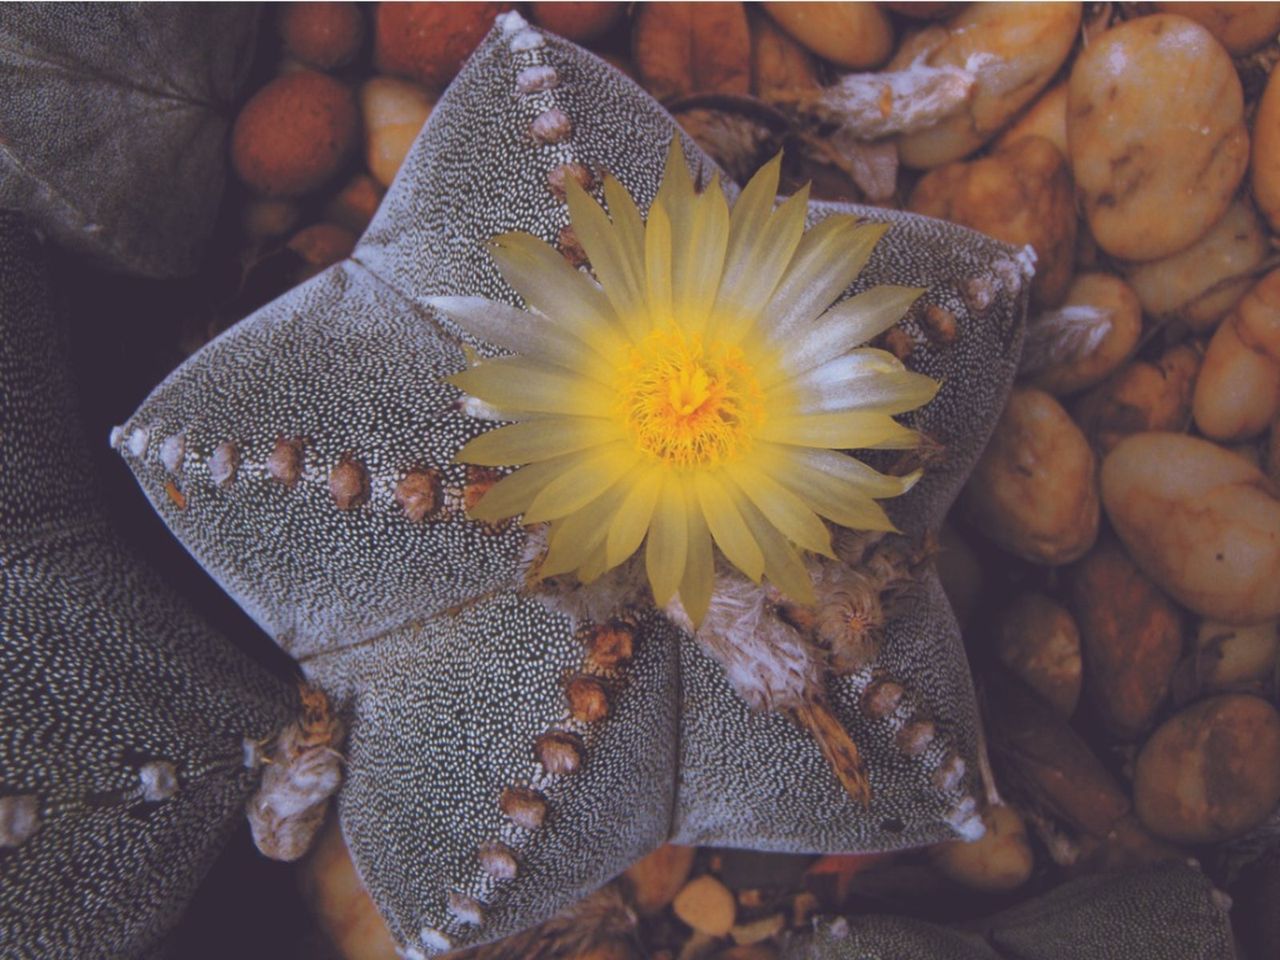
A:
<box><xmin>360</xmin><ymin>76</ymin><xmax>434</xmax><ymax>188</ymax></box>
<box><xmin>1253</xmin><ymin>53</ymin><xmax>1280</xmax><ymax>233</ymax></box>
<box><xmin>231</xmin><ymin>71</ymin><xmax>358</xmax><ymax>198</ymax></box>
<box><xmin>749</xmin><ymin>9</ymin><xmax>820</xmax><ymax>101</ymax></box>
<box><xmin>908</xmin><ymin>136</ymin><xmax>1075</xmax><ymax>307</ymax></box>
<box><xmin>528</xmin><ymin>2</ymin><xmax>624</xmax><ymax>42</ymax></box>
<box><xmin>1134</xmin><ymin>694</ymin><xmax>1280</xmax><ymax>843</ymax></box>
<box><xmin>296</xmin><ymin>816</ymin><xmax>400</xmax><ymax>960</ymax></box>
<box><xmin>535</xmin><ymin>731</ymin><xmax>583</xmax><ymax>775</ymax></box>
<box><xmin>394</xmin><ymin>469</ymin><xmax>441</xmax><ymax>522</ymax></box>
<box><xmin>278</xmin><ymin>2</ymin><xmax>365</xmax><ymax>70</ymax></box>
<box><xmin>1101</xmin><ymin>432</ymin><xmax>1280</xmax><ymax>624</ymax></box>
<box><xmin>373</xmin><ymin>2</ymin><xmax>510</xmax><ymax>91</ymax></box>
<box><xmin>1154</xmin><ymin>1</ymin><xmax>1280</xmax><ymax>54</ymax></box>
<box><xmin>930</xmin><ymin>805</ymin><xmax>1033</xmax><ymax>891</ymax></box>
<box><xmin>323</xmin><ymin>174</ymin><xmax>385</xmax><ymax>235</ymax></box>
<box><xmin>761</xmin><ymin>2</ymin><xmax>893</xmax><ymax>70</ymax></box>
<box><xmin>995</xmin><ymin>594</ymin><xmax>1082</xmax><ymax>719</ymax></box>
<box><xmin>1072</xmin><ymin>342</ymin><xmax>1203</xmax><ymax>455</ymax></box>
<box><xmin>894</xmin><ymin>2</ymin><xmax>1081</xmax><ymax>168</ymax></box>
<box><xmin>1068</xmin><ymin>14</ymin><xmax>1248</xmax><ymax>261</ymax></box>
<box><xmin>499</xmin><ymin>786</ymin><xmax>547</xmax><ymax>830</ymax></box>
<box><xmin>1068</xmin><ymin>538</ymin><xmax>1182</xmax><ymax>740</ymax></box>
<box><xmin>1029</xmin><ymin>272</ymin><xmax>1143</xmax><ymax>396</ymax></box>
<box><xmin>1194</xmin><ymin>270</ymin><xmax>1280</xmax><ymax>442</ymax></box>
<box><xmin>996</xmin><ymin>81</ymin><xmax>1067</xmax><ymax>156</ymax></box>
<box><xmin>566</xmin><ymin>675</ymin><xmax>609</xmax><ymax>722</ymax></box>
<box><xmin>328</xmin><ymin>458</ymin><xmax>369</xmax><ymax>511</ymax></box>
<box><xmin>962</xmin><ymin>387</ymin><xmax>1099</xmax><ymax>565</ymax></box>
<box><xmin>1194</xmin><ymin>619</ymin><xmax>1279</xmax><ymax>691</ymax></box>
<box><xmin>729</xmin><ymin>913</ymin><xmax>785</xmax><ymax>946</ymax></box>
<box><xmin>632</xmin><ymin>2</ymin><xmax>751</xmax><ymax>101</ymax></box>
<box><xmin>623</xmin><ymin>843</ymin><xmax>697</xmax><ymax>916</ymax></box>
<box><xmin>673</xmin><ymin>874</ymin><xmax>737</xmax><ymax>937</ymax></box>
<box><xmin>1123</xmin><ymin>202</ymin><xmax>1267</xmax><ymax>333</ymax></box>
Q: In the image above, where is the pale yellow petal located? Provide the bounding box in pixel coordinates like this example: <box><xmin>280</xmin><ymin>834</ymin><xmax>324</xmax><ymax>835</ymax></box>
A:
<box><xmin>644</xmin><ymin>199</ymin><xmax>674</xmax><ymax>320</ymax></box>
<box><xmin>456</xmin><ymin>417</ymin><xmax>623</xmax><ymax>466</ymax></box>
<box><xmin>449</xmin><ymin>357</ymin><xmax>613</xmax><ymax>417</ymax></box>
<box><xmin>645</xmin><ymin>476</ymin><xmax>688</xmax><ymax>606</ymax></box>
<box><xmin>673</xmin><ymin>174</ymin><xmax>730</xmax><ymax>334</ymax></box>
<box><xmin>565</xmin><ymin>177</ymin><xmax>647</xmax><ymax>340</ymax></box>
<box><xmin>768</xmin><ymin>219</ymin><xmax>889</xmax><ymax>338</ymax></box>
<box><xmin>680</xmin><ymin>501</ymin><xmax>715</xmax><ymax>627</ymax></box>
<box><xmin>604</xmin><ymin>176</ymin><xmax>646</xmax><ymax>281</ymax></box>
<box><xmin>784</xmin><ymin>369</ymin><xmax>941</xmax><ymax>417</ymax></box>
<box><xmin>759</xmin><ymin>451</ymin><xmax>901</xmax><ymax>533</ymax></box>
<box><xmin>521</xmin><ymin>443</ymin><xmax>638</xmax><ymax>523</ymax></box>
<box><xmin>737</xmin><ymin>496</ymin><xmax>815</xmax><ymax>605</ymax></box>
<box><xmin>578</xmin><ymin>540</ymin><xmax>612</xmax><ymax>583</ymax></box>
<box><xmin>654</xmin><ymin>136</ymin><xmax>698</xmax><ymax>231</ymax></box>
<box><xmin>693</xmin><ymin>472</ymin><xmax>764</xmax><ymax>582</ymax></box>
<box><xmin>773</xmin><ymin>445</ymin><xmax>921</xmax><ymax>499</ymax></box>
<box><xmin>726</xmin><ymin>464</ymin><xmax>835</xmax><ymax>559</ymax></box>
<box><xmin>771</xmin><ymin>285</ymin><xmax>924</xmax><ymax>380</ymax></box>
<box><xmin>539</xmin><ymin>481</ymin><xmax>628</xmax><ymax>578</ymax></box>
<box><xmin>605</xmin><ymin>466</ymin><xmax>663</xmax><ymax>569</ymax></box>
<box><xmin>715</xmin><ymin>152</ymin><xmax>781</xmax><ymax>313</ymax></box>
<box><xmin>757</xmin><ymin>410</ymin><xmax>919</xmax><ymax>449</ymax></box>
<box><xmin>466</xmin><ymin>456</ymin><xmax>571</xmax><ymax>522</ymax></box>
<box><xmin>713</xmin><ymin>186</ymin><xmax>809</xmax><ymax>342</ymax></box>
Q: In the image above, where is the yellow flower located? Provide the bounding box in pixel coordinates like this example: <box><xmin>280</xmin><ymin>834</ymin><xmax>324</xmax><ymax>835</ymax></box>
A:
<box><xmin>435</xmin><ymin>143</ymin><xmax>938</xmax><ymax>625</ymax></box>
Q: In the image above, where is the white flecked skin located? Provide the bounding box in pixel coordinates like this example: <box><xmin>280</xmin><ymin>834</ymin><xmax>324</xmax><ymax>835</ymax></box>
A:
<box><xmin>0</xmin><ymin>214</ymin><xmax>294</xmax><ymax>958</ymax></box>
<box><xmin>786</xmin><ymin>864</ymin><xmax>1236</xmax><ymax>959</ymax></box>
<box><xmin>0</xmin><ymin>4</ymin><xmax>257</xmax><ymax>277</ymax></box>
<box><xmin>115</xmin><ymin>15</ymin><xmax>1031</xmax><ymax>955</ymax></box>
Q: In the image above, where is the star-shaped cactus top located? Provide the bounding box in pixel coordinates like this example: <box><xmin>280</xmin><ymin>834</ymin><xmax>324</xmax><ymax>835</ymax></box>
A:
<box><xmin>114</xmin><ymin>12</ymin><xmax>1033</xmax><ymax>956</ymax></box>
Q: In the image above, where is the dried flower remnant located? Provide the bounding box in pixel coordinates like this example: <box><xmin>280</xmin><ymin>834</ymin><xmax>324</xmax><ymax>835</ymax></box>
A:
<box><xmin>436</xmin><ymin>143</ymin><xmax>937</xmax><ymax>627</ymax></box>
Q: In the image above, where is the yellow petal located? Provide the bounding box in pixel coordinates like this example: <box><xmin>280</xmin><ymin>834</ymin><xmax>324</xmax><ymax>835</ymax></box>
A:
<box><xmin>672</xmin><ymin>174</ymin><xmax>730</xmax><ymax>334</ymax></box>
<box><xmin>654</xmin><ymin>136</ymin><xmax>698</xmax><ymax>232</ymax></box>
<box><xmin>726</xmin><ymin>464</ymin><xmax>835</xmax><ymax>559</ymax></box>
<box><xmin>785</xmin><ymin>369</ymin><xmax>941</xmax><ymax>417</ymax></box>
<box><xmin>714</xmin><ymin>185</ymin><xmax>809</xmax><ymax>342</ymax></box>
<box><xmin>776</xmin><ymin>446</ymin><xmax>921</xmax><ymax>499</ymax></box>
<box><xmin>715</xmin><ymin>152</ymin><xmax>781</xmax><ymax>309</ymax></box>
<box><xmin>645</xmin><ymin>476</ymin><xmax>688</xmax><ymax>606</ymax></box>
<box><xmin>539</xmin><ymin>481</ymin><xmax>628</xmax><ymax>578</ymax></box>
<box><xmin>456</xmin><ymin>417</ymin><xmax>623</xmax><ymax>466</ymax></box>
<box><xmin>645</xmin><ymin>199</ymin><xmax>674</xmax><ymax>320</ymax></box>
<box><xmin>736</xmin><ymin>495</ymin><xmax>815</xmax><ymax>605</ymax></box>
<box><xmin>604</xmin><ymin>176</ymin><xmax>646</xmax><ymax>281</ymax></box>
<box><xmin>768</xmin><ymin>219</ymin><xmax>889</xmax><ymax>338</ymax></box>
<box><xmin>521</xmin><ymin>443</ymin><xmax>638</xmax><ymax>523</ymax></box>
<box><xmin>466</xmin><ymin>456</ymin><xmax>572</xmax><ymax>522</ymax></box>
<box><xmin>757</xmin><ymin>410</ymin><xmax>918</xmax><ymax>449</ymax></box>
<box><xmin>772</xmin><ymin>285</ymin><xmax>925</xmax><ymax>380</ymax></box>
<box><xmin>693</xmin><ymin>472</ymin><xmax>764</xmax><ymax>582</ymax></box>
<box><xmin>605</xmin><ymin>466</ymin><xmax>663</xmax><ymax>569</ymax></box>
<box><xmin>565</xmin><ymin>176</ymin><xmax>648</xmax><ymax>340</ymax></box>
<box><xmin>449</xmin><ymin>357</ymin><xmax>613</xmax><ymax>417</ymax></box>
<box><xmin>761</xmin><ymin>453</ymin><xmax>901</xmax><ymax>533</ymax></box>
<box><xmin>679</xmin><ymin>501</ymin><xmax>715</xmax><ymax>626</ymax></box>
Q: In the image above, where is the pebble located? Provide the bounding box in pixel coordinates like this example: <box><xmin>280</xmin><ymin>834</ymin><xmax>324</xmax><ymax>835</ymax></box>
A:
<box><xmin>1068</xmin><ymin>14</ymin><xmax>1249</xmax><ymax>261</ymax></box>
<box><xmin>1154</xmin><ymin>1</ymin><xmax>1280</xmax><ymax>54</ymax></box>
<box><xmin>374</xmin><ymin>2</ymin><xmax>511</xmax><ymax>92</ymax></box>
<box><xmin>994</xmin><ymin>593</ymin><xmax>1082</xmax><ymax>718</ymax></box>
<box><xmin>673</xmin><ymin>874</ymin><xmax>736</xmax><ymax>937</ymax></box>
<box><xmin>278</xmin><ymin>2</ymin><xmax>365</xmax><ymax>71</ymax></box>
<box><xmin>1193</xmin><ymin>269</ymin><xmax>1280</xmax><ymax>442</ymax></box>
<box><xmin>930</xmin><ymin>805</ymin><xmax>1034</xmax><ymax>892</ymax></box>
<box><xmin>360</xmin><ymin>76</ymin><xmax>434</xmax><ymax>188</ymax></box>
<box><xmin>1072</xmin><ymin>342</ymin><xmax>1203</xmax><ymax>454</ymax></box>
<box><xmin>528</xmin><ymin>2</ymin><xmax>624</xmax><ymax>42</ymax></box>
<box><xmin>1101</xmin><ymin>432</ymin><xmax>1280</xmax><ymax>624</ymax></box>
<box><xmin>761</xmin><ymin>2</ymin><xmax>893</xmax><ymax>70</ymax></box>
<box><xmin>624</xmin><ymin>843</ymin><xmax>697</xmax><ymax>916</ymax></box>
<box><xmin>996</xmin><ymin>81</ymin><xmax>1067</xmax><ymax>156</ymax></box>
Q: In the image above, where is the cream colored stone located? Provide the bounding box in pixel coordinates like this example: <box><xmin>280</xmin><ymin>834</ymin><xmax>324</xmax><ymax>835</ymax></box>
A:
<box><xmin>1029</xmin><ymin>272</ymin><xmax>1142</xmax><ymax>396</ymax></box>
<box><xmin>1195</xmin><ymin>619</ymin><xmax>1279</xmax><ymax>690</ymax></box>
<box><xmin>1101</xmin><ymin>432</ymin><xmax>1280</xmax><ymax>624</ymax></box>
<box><xmin>893</xmin><ymin>2</ymin><xmax>1080</xmax><ymax>168</ymax></box>
<box><xmin>673</xmin><ymin>874</ymin><xmax>737</xmax><ymax>937</ymax></box>
<box><xmin>996</xmin><ymin>81</ymin><xmax>1067</xmax><ymax>156</ymax></box>
<box><xmin>1068</xmin><ymin>14</ymin><xmax>1248</xmax><ymax>261</ymax></box>
<box><xmin>1193</xmin><ymin>270</ymin><xmax>1280</xmax><ymax>442</ymax></box>
<box><xmin>623</xmin><ymin>843</ymin><xmax>697</xmax><ymax>916</ymax></box>
<box><xmin>1155</xmin><ymin>1</ymin><xmax>1280</xmax><ymax>54</ymax></box>
<box><xmin>930</xmin><ymin>805</ymin><xmax>1034</xmax><ymax>891</ymax></box>
<box><xmin>750</xmin><ymin>9</ymin><xmax>820</xmax><ymax>100</ymax></box>
<box><xmin>360</xmin><ymin>76</ymin><xmax>434</xmax><ymax>188</ymax></box>
<box><xmin>962</xmin><ymin>388</ymin><xmax>1099</xmax><ymax>565</ymax></box>
<box><xmin>1123</xmin><ymin>202</ymin><xmax>1268</xmax><ymax>333</ymax></box>
<box><xmin>761</xmin><ymin>2</ymin><xmax>893</xmax><ymax>70</ymax></box>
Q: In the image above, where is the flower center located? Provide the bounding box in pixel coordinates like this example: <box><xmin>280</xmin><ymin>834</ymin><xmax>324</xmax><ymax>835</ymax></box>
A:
<box><xmin>619</xmin><ymin>328</ymin><xmax>763</xmax><ymax>468</ymax></box>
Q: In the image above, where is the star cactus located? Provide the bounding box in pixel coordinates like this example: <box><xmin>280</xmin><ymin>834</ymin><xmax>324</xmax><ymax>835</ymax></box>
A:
<box><xmin>103</xmin><ymin>12</ymin><xmax>1034</xmax><ymax>957</ymax></box>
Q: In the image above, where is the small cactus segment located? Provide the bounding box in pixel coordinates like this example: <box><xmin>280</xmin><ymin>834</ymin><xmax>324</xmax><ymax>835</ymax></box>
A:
<box><xmin>0</xmin><ymin>214</ymin><xmax>294</xmax><ymax>958</ymax></box>
<box><xmin>788</xmin><ymin>864</ymin><xmax>1235</xmax><ymax>960</ymax></box>
<box><xmin>300</xmin><ymin>595</ymin><xmax>680</xmax><ymax>955</ymax></box>
<box><xmin>0</xmin><ymin>6</ymin><xmax>258</xmax><ymax>276</ymax></box>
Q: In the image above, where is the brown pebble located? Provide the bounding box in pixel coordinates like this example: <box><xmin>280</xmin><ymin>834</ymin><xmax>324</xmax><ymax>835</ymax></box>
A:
<box><xmin>531</xmin><ymin>108</ymin><xmax>573</xmax><ymax>144</ymax></box>
<box><xmin>897</xmin><ymin>720</ymin><xmax>936</xmax><ymax>756</ymax></box>
<box><xmin>230</xmin><ymin>71</ymin><xmax>358</xmax><ymax>198</ymax></box>
<box><xmin>286</xmin><ymin>223</ymin><xmax>357</xmax><ymax>279</ymax></box>
<box><xmin>862</xmin><ymin>679</ymin><xmax>903</xmax><ymax>719</ymax></box>
<box><xmin>209</xmin><ymin>441</ymin><xmax>240</xmax><ymax>487</ymax></box>
<box><xmin>329</xmin><ymin>458</ymin><xmax>369</xmax><ymax>510</ymax></box>
<box><xmin>588</xmin><ymin>623</ymin><xmax>634</xmax><ymax>668</ymax></box>
<box><xmin>322</xmin><ymin>174</ymin><xmax>385</xmax><ymax>235</ymax></box>
<box><xmin>499</xmin><ymin>786</ymin><xmax>548</xmax><ymax>830</ymax></box>
<box><xmin>528</xmin><ymin>2</ymin><xmax>624</xmax><ymax>42</ymax></box>
<box><xmin>557</xmin><ymin>224</ymin><xmax>588</xmax><ymax>267</ymax></box>
<box><xmin>547</xmin><ymin>162</ymin><xmax>595</xmax><ymax>200</ymax></box>
<box><xmin>268</xmin><ymin>437</ymin><xmax>305</xmax><ymax>488</ymax></box>
<box><xmin>374</xmin><ymin>2</ymin><xmax>511</xmax><ymax>91</ymax></box>
<box><xmin>478</xmin><ymin>842</ymin><xmax>519</xmax><ymax>879</ymax></box>
<box><xmin>0</xmin><ymin>795</ymin><xmax>40</xmax><ymax>848</ymax></box>
<box><xmin>922</xmin><ymin>305</ymin><xmax>958</xmax><ymax>344</ymax></box>
<box><xmin>566</xmin><ymin>675</ymin><xmax>610</xmax><ymax>723</ymax></box>
<box><xmin>535</xmin><ymin>731</ymin><xmax>584</xmax><ymax>775</ymax></box>
<box><xmin>447</xmin><ymin>891</ymin><xmax>485</xmax><ymax>925</ymax></box>
<box><xmin>277</xmin><ymin>2</ymin><xmax>365</xmax><ymax>70</ymax></box>
<box><xmin>395</xmin><ymin>469</ymin><xmax>441</xmax><ymax>522</ymax></box>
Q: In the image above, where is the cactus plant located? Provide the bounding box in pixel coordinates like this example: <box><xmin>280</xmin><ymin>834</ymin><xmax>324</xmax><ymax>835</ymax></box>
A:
<box><xmin>112</xmin><ymin>13</ymin><xmax>1032</xmax><ymax>956</ymax></box>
